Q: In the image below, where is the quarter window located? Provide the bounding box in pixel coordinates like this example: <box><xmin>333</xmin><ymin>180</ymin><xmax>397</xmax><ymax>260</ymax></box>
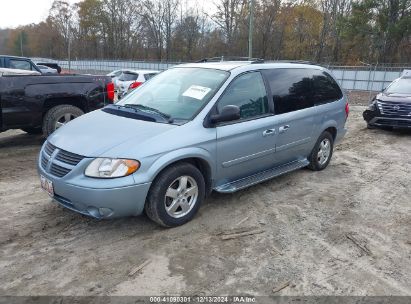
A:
<box><xmin>312</xmin><ymin>71</ymin><xmax>343</xmax><ymax>105</ymax></box>
<box><xmin>217</xmin><ymin>72</ymin><xmax>269</xmax><ymax>120</ymax></box>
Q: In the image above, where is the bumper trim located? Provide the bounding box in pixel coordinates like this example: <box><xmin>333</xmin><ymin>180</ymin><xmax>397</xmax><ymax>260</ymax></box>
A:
<box><xmin>368</xmin><ymin>116</ymin><xmax>411</xmax><ymax>128</ymax></box>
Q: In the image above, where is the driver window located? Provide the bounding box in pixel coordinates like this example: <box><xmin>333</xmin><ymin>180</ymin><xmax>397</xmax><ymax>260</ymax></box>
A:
<box><xmin>217</xmin><ymin>72</ymin><xmax>269</xmax><ymax>120</ymax></box>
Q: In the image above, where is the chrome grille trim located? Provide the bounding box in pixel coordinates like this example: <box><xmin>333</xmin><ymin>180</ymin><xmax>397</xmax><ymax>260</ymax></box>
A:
<box><xmin>377</xmin><ymin>101</ymin><xmax>411</xmax><ymax>116</ymax></box>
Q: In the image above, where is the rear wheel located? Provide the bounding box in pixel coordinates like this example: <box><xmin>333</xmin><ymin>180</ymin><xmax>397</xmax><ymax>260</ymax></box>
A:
<box><xmin>42</xmin><ymin>105</ymin><xmax>84</xmax><ymax>137</ymax></box>
<box><xmin>308</xmin><ymin>131</ymin><xmax>334</xmax><ymax>171</ymax></box>
<box><xmin>145</xmin><ymin>163</ymin><xmax>205</xmax><ymax>227</ymax></box>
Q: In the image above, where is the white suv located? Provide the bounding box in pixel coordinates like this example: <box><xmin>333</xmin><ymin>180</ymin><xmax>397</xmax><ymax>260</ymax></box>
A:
<box><xmin>116</xmin><ymin>69</ymin><xmax>160</xmax><ymax>98</ymax></box>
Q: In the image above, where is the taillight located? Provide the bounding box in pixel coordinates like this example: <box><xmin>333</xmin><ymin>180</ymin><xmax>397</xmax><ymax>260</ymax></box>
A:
<box><xmin>345</xmin><ymin>101</ymin><xmax>350</xmax><ymax>120</ymax></box>
<box><xmin>106</xmin><ymin>82</ymin><xmax>115</xmax><ymax>102</ymax></box>
<box><xmin>129</xmin><ymin>81</ymin><xmax>142</xmax><ymax>89</ymax></box>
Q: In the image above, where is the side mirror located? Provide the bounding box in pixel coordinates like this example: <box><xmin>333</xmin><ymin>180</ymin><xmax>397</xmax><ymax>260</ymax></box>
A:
<box><xmin>210</xmin><ymin>105</ymin><xmax>240</xmax><ymax>124</ymax></box>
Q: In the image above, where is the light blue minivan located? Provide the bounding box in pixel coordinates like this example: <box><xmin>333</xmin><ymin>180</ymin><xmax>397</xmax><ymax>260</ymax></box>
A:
<box><xmin>38</xmin><ymin>60</ymin><xmax>349</xmax><ymax>227</ymax></box>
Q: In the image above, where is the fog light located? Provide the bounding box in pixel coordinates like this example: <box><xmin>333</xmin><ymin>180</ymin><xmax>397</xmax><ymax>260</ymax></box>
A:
<box><xmin>99</xmin><ymin>207</ymin><xmax>113</xmax><ymax>218</ymax></box>
<box><xmin>87</xmin><ymin>206</ymin><xmax>100</xmax><ymax>218</ymax></box>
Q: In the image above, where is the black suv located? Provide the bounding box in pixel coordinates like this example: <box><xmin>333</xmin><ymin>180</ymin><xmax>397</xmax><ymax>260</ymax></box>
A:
<box><xmin>363</xmin><ymin>72</ymin><xmax>411</xmax><ymax>129</ymax></box>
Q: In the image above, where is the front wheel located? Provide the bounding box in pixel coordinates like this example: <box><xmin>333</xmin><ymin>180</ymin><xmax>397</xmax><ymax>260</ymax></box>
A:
<box><xmin>42</xmin><ymin>105</ymin><xmax>84</xmax><ymax>137</ymax></box>
<box><xmin>308</xmin><ymin>131</ymin><xmax>334</xmax><ymax>171</ymax></box>
<box><xmin>145</xmin><ymin>163</ymin><xmax>205</xmax><ymax>227</ymax></box>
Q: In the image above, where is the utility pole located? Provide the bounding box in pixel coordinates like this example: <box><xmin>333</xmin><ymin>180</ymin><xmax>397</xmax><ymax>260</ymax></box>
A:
<box><xmin>20</xmin><ymin>31</ymin><xmax>23</xmax><ymax>56</ymax></box>
<box><xmin>66</xmin><ymin>15</ymin><xmax>71</xmax><ymax>73</ymax></box>
<box><xmin>248</xmin><ymin>0</ymin><xmax>254</xmax><ymax>58</ymax></box>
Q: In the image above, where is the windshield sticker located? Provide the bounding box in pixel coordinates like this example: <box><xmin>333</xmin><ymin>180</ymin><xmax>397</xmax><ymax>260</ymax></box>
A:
<box><xmin>182</xmin><ymin>85</ymin><xmax>212</xmax><ymax>100</ymax></box>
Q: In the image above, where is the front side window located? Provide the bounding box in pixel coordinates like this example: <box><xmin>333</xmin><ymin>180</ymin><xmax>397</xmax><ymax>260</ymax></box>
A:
<box><xmin>10</xmin><ymin>59</ymin><xmax>32</xmax><ymax>71</ymax></box>
<box><xmin>117</xmin><ymin>67</ymin><xmax>229</xmax><ymax>121</ymax></box>
<box><xmin>217</xmin><ymin>72</ymin><xmax>269</xmax><ymax>120</ymax></box>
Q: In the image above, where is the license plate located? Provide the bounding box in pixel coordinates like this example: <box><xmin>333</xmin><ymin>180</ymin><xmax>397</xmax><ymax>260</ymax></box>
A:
<box><xmin>40</xmin><ymin>175</ymin><xmax>54</xmax><ymax>197</ymax></box>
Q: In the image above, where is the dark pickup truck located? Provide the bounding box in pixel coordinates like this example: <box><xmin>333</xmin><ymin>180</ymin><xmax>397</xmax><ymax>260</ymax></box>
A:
<box><xmin>0</xmin><ymin>73</ymin><xmax>115</xmax><ymax>137</ymax></box>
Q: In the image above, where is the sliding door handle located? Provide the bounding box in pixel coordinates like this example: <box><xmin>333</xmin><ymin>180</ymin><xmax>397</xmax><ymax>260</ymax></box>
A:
<box><xmin>263</xmin><ymin>129</ymin><xmax>276</xmax><ymax>137</ymax></box>
<box><xmin>279</xmin><ymin>125</ymin><xmax>290</xmax><ymax>134</ymax></box>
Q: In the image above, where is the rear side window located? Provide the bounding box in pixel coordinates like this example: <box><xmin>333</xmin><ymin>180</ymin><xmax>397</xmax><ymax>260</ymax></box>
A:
<box><xmin>119</xmin><ymin>72</ymin><xmax>138</xmax><ymax>81</ymax></box>
<box><xmin>217</xmin><ymin>71</ymin><xmax>269</xmax><ymax>120</ymax></box>
<box><xmin>263</xmin><ymin>69</ymin><xmax>314</xmax><ymax>114</ymax></box>
<box><xmin>263</xmin><ymin>68</ymin><xmax>343</xmax><ymax>114</ymax></box>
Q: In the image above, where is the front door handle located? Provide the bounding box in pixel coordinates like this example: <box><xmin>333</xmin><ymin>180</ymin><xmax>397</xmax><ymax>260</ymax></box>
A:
<box><xmin>279</xmin><ymin>125</ymin><xmax>290</xmax><ymax>134</ymax></box>
<box><xmin>263</xmin><ymin>129</ymin><xmax>276</xmax><ymax>137</ymax></box>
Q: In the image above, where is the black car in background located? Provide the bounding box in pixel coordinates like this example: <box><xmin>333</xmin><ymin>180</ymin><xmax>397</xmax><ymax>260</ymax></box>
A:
<box><xmin>37</xmin><ymin>62</ymin><xmax>62</xmax><ymax>74</ymax></box>
<box><xmin>363</xmin><ymin>72</ymin><xmax>411</xmax><ymax>129</ymax></box>
<box><xmin>0</xmin><ymin>70</ymin><xmax>115</xmax><ymax>137</ymax></box>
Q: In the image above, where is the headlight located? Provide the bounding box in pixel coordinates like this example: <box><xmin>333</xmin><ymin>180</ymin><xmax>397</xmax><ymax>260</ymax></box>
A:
<box><xmin>368</xmin><ymin>99</ymin><xmax>377</xmax><ymax>111</ymax></box>
<box><xmin>85</xmin><ymin>158</ymin><xmax>140</xmax><ymax>178</ymax></box>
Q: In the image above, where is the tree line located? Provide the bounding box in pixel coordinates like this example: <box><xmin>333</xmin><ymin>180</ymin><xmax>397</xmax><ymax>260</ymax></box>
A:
<box><xmin>0</xmin><ymin>0</ymin><xmax>410</xmax><ymax>64</ymax></box>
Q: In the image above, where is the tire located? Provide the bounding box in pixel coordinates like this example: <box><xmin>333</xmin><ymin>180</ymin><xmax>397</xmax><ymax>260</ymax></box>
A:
<box><xmin>145</xmin><ymin>163</ymin><xmax>205</xmax><ymax>227</ymax></box>
<box><xmin>307</xmin><ymin>131</ymin><xmax>334</xmax><ymax>171</ymax></box>
<box><xmin>366</xmin><ymin>123</ymin><xmax>375</xmax><ymax>129</ymax></box>
<box><xmin>21</xmin><ymin>127</ymin><xmax>42</xmax><ymax>134</ymax></box>
<box><xmin>42</xmin><ymin>105</ymin><xmax>84</xmax><ymax>137</ymax></box>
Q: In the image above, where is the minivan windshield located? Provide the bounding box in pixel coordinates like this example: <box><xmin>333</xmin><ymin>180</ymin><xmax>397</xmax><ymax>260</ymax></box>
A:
<box><xmin>117</xmin><ymin>67</ymin><xmax>229</xmax><ymax>121</ymax></box>
<box><xmin>385</xmin><ymin>78</ymin><xmax>411</xmax><ymax>94</ymax></box>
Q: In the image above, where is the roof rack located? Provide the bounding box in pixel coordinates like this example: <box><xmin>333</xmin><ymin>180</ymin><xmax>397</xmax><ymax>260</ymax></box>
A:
<box><xmin>196</xmin><ymin>56</ymin><xmax>264</xmax><ymax>64</ymax></box>
<box><xmin>265</xmin><ymin>60</ymin><xmax>318</xmax><ymax>65</ymax></box>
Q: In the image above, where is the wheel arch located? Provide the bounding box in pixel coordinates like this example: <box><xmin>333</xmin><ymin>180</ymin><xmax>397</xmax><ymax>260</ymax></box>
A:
<box><xmin>319</xmin><ymin>120</ymin><xmax>338</xmax><ymax>141</ymax></box>
<box><xmin>43</xmin><ymin>96</ymin><xmax>88</xmax><ymax>115</ymax></box>
<box><xmin>145</xmin><ymin>148</ymin><xmax>215</xmax><ymax>197</ymax></box>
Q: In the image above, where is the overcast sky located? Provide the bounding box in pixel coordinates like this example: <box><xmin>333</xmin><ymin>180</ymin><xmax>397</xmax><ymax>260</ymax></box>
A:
<box><xmin>0</xmin><ymin>0</ymin><xmax>213</xmax><ymax>29</ymax></box>
<box><xmin>0</xmin><ymin>0</ymin><xmax>81</xmax><ymax>29</ymax></box>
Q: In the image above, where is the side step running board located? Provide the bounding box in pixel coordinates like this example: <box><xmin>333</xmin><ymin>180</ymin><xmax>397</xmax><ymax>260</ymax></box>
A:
<box><xmin>214</xmin><ymin>159</ymin><xmax>309</xmax><ymax>193</ymax></box>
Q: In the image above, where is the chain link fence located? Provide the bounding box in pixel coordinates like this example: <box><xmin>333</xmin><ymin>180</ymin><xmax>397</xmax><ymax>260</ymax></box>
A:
<box><xmin>31</xmin><ymin>57</ymin><xmax>410</xmax><ymax>93</ymax></box>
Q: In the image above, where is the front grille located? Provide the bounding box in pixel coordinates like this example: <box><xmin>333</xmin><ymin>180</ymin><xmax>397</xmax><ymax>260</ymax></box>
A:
<box><xmin>41</xmin><ymin>154</ymin><xmax>48</xmax><ymax>169</ymax></box>
<box><xmin>41</xmin><ymin>141</ymin><xmax>85</xmax><ymax>178</ymax></box>
<box><xmin>55</xmin><ymin>150</ymin><xmax>84</xmax><ymax>166</ymax></box>
<box><xmin>50</xmin><ymin>163</ymin><xmax>72</xmax><ymax>177</ymax></box>
<box><xmin>377</xmin><ymin>101</ymin><xmax>411</xmax><ymax>116</ymax></box>
<box><xmin>44</xmin><ymin>142</ymin><xmax>57</xmax><ymax>155</ymax></box>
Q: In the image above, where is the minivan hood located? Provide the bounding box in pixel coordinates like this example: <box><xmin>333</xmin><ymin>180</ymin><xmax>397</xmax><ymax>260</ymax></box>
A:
<box><xmin>48</xmin><ymin>109</ymin><xmax>177</xmax><ymax>157</ymax></box>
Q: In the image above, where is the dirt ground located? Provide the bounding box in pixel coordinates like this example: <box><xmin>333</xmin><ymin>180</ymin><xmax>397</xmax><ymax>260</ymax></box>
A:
<box><xmin>0</xmin><ymin>102</ymin><xmax>410</xmax><ymax>296</ymax></box>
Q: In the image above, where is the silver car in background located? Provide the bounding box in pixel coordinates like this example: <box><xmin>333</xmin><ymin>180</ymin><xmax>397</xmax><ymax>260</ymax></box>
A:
<box><xmin>38</xmin><ymin>60</ymin><xmax>348</xmax><ymax>227</ymax></box>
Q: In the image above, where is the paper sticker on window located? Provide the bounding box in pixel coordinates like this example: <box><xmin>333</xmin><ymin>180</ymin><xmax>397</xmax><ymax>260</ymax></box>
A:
<box><xmin>182</xmin><ymin>85</ymin><xmax>212</xmax><ymax>100</ymax></box>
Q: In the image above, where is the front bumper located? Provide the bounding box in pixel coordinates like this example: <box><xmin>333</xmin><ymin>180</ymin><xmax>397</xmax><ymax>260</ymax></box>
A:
<box><xmin>38</xmin><ymin>156</ymin><xmax>151</xmax><ymax>219</ymax></box>
<box><xmin>363</xmin><ymin>109</ymin><xmax>411</xmax><ymax>129</ymax></box>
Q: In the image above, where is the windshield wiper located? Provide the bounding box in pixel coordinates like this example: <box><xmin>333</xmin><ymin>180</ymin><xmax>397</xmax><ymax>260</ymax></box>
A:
<box><xmin>124</xmin><ymin>104</ymin><xmax>174</xmax><ymax>123</ymax></box>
